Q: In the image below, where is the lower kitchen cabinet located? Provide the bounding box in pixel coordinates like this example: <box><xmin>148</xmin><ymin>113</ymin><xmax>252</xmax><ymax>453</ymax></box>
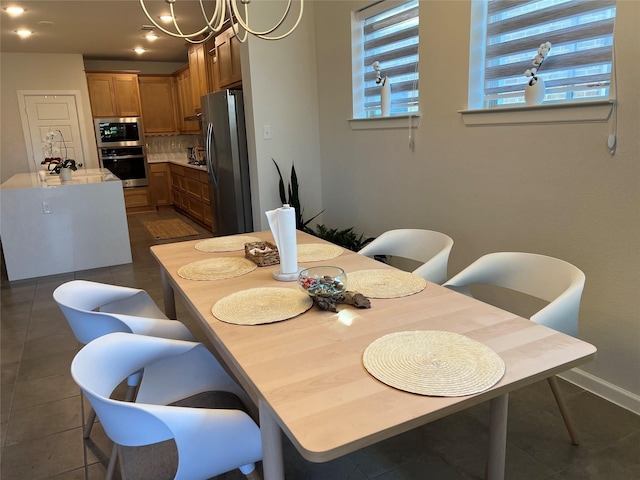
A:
<box><xmin>148</xmin><ymin>163</ymin><xmax>171</xmax><ymax>207</ymax></box>
<box><xmin>169</xmin><ymin>163</ymin><xmax>213</xmax><ymax>229</ymax></box>
<box><xmin>123</xmin><ymin>187</ymin><xmax>152</xmax><ymax>213</ymax></box>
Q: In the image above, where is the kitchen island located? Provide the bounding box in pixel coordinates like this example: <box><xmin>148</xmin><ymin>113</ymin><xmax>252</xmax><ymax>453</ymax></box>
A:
<box><xmin>0</xmin><ymin>169</ymin><xmax>132</xmax><ymax>281</ymax></box>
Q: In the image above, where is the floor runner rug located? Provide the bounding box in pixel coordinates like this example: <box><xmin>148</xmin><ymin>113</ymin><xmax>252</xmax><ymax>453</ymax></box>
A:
<box><xmin>143</xmin><ymin>218</ymin><xmax>199</xmax><ymax>240</ymax></box>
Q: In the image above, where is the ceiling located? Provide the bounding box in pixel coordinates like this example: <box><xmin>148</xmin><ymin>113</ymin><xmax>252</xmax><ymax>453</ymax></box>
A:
<box><xmin>0</xmin><ymin>1</ymin><xmax>220</xmax><ymax>63</ymax></box>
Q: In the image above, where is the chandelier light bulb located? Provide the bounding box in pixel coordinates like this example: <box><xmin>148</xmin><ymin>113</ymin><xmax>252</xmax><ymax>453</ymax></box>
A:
<box><xmin>139</xmin><ymin>0</ymin><xmax>304</xmax><ymax>44</ymax></box>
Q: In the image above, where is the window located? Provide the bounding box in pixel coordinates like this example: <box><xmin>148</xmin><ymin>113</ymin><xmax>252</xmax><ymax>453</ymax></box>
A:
<box><xmin>470</xmin><ymin>0</ymin><xmax>616</xmax><ymax>109</ymax></box>
<box><xmin>352</xmin><ymin>0</ymin><xmax>419</xmax><ymax>118</ymax></box>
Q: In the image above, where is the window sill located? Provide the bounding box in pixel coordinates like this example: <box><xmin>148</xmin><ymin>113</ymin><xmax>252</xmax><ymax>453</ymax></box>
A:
<box><xmin>459</xmin><ymin>100</ymin><xmax>614</xmax><ymax>126</ymax></box>
<box><xmin>349</xmin><ymin>114</ymin><xmax>421</xmax><ymax>130</ymax></box>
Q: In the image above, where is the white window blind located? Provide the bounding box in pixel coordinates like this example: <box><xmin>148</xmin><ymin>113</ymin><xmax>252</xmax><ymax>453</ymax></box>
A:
<box><xmin>359</xmin><ymin>0</ymin><xmax>419</xmax><ymax>117</ymax></box>
<box><xmin>483</xmin><ymin>0</ymin><xmax>616</xmax><ymax>107</ymax></box>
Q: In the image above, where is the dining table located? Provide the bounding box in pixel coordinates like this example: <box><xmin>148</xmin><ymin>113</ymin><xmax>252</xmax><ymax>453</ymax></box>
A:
<box><xmin>150</xmin><ymin>229</ymin><xmax>596</xmax><ymax>480</ymax></box>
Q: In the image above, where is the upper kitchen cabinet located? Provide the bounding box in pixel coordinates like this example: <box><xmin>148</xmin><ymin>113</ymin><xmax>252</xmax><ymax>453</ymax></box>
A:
<box><xmin>173</xmin><ymin>66</ymin><xmax>201</xmax><ymax>135</ymax></box>
<box><xmin>138</xmin><ymin>75</ymin><xmax>178</xmax><ymax>135</ymax></box>
<box><xmin>205</xmin><ymin>36</ymin><xmax>220</xmax><ymax>93</ymax></box>
<box><xmin>215</xmin><ymin>26</ymin><xmax>242</xmax><ymax>89</ymax></box>
<box><xmin>86</xmin><ymin>72</ymin><xmax>142</xmax><ymax>117</ymax></box>
<box><xmin>188</xmin><ymin>43</ymin><xmax>209</xmax><ymax>112</ymax></box>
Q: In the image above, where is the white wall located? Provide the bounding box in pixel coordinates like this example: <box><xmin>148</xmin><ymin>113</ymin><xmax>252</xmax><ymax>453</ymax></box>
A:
<box><xmin>312</xmin><ymin>0</ymin><xmax>640</xmax><ymax>407</ymax></box>
<box><xmin>1</xmin><ymin>53</ymin><xmax>100</xmax><ymax>183</ymax></box>
<box><xmin>241</xmin><ymin>1</ymin><xmax>323</xmax><ymax>232</ymax></box>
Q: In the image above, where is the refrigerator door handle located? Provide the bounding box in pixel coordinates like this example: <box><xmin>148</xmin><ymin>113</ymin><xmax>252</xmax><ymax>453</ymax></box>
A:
<box><xmin>206</xmin><ymin>123</ymin><xmax>218</xmax><ymax>188</ymax></box>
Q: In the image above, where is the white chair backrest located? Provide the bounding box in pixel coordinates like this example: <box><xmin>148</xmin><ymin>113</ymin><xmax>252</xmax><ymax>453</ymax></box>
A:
<box><xmin>443</xmin><ymin>252</ymin><xmax>585</xmax><ymax>337</ymax></box>
<box><xmin>71</xmin><ymin>332</ymin><xmax>260</xmax><ymax>480</ymax></box>
<box><xmin>53</xmin><ymin>280</ymin><xmax>168</xmax><ymax>344</ymax></box>
<box><xmin>358</xmin><ymin>229</ymin><xmax>454</xmax><ymax>284</ymax></box>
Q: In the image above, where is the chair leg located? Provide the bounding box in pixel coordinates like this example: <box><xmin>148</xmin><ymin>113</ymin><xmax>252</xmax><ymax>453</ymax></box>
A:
<box><xmin>124</xmin><ymin>384</ymin><xmax>137</xmax><ymax>402</ymax></box>
<box><xmin>105</xmin><ymin>443</ymin><xmax>119</xmax><ymax>480</ymax></box>
<box><xmin>547</xmin><ymin>376</ymin><xmax>580</xmax><ymax>445</ymax></box>
<box><xmin>84</xmin><ymin>407</ymin><xmax>97</xmax><ymax>439</ymax></box>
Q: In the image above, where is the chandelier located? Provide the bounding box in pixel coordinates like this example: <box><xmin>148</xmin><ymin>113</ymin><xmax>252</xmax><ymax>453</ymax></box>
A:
<box><xmin>139</xmin><ymin>0</ymin><xmax>304</xmax><ymax>44</ymax></box>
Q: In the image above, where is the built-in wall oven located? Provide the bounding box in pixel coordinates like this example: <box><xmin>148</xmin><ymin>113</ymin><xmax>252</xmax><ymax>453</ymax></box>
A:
<box><xmin>94</xmin><ymin>117</ymin><xmax>148</xmax><ymax>187</ymax></box>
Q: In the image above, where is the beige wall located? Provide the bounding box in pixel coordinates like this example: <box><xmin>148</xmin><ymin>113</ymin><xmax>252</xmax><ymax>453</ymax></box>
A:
<box><xmin>313</xmin><ymin>0</ymin><xmax>639</xmax><ymax>406</ymax></box>
<box><xmin>242</xmin><ymin>1</ymin><xmax>323</xmax><ymax>231</ymax></box>
<box><xmin>0</xmin><ymin>53</ymin><xmax>100</xmax><ymax>182</ymax></box>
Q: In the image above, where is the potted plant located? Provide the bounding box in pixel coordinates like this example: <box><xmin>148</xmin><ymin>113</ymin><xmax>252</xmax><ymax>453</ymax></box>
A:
<box><xmin>42</xmin><ymin>130</ymin><xmax>78</xmax><ymax>181</ymax></box>
<box><xmin>272</xmin><ymin>159</ymin><xmax>375</xmax><ymax>251</ymax></box>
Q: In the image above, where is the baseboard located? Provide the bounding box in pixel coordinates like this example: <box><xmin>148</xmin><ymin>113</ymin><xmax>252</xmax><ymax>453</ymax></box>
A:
<box><xmin>559</xmin><ymin>368</ymin><xmax>640</xmax><ymax>415</ymax></box>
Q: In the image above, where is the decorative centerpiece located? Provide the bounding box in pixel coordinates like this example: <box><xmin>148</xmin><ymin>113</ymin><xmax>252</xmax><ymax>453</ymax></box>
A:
<box><xmin>298</xmin><ymin>266</ymin><xmax>347</xmax><ymax>297</ymax></box>
<box><xmin>372</xmin><ymin>61</ymin><xmax>391</xmax><ymax>117</ymax></box>
<box><xmin>524</xmin><ymin>41</ymin><xmax>551</xmax><ymax>105</ymax></box>
<box><xmin>244</xmin><ymin>241</ymin><xmax>280</xmax><ymax>266</ymax></box>
<box><xmin>298</xmin><ymin>266</ymin><xmax>371</xmax><ymax>312</ymax></box>
<box><xmin>41</xmin><ymin>130</ymin><xmax>78</xmax><ymax>181</ymax></box>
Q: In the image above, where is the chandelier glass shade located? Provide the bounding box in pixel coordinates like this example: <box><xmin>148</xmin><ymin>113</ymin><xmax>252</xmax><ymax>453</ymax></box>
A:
<box><xmin>138</xmin><ymin>0</ymin><xmax>304</xmax><ymax>43</ymax></box>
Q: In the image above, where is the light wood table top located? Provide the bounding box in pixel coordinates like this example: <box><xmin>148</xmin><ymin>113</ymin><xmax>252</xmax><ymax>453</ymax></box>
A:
<box><xmin>151</xmin><ymin>230</ymin><xmax>596</xmax><ymax>479</ymax></box>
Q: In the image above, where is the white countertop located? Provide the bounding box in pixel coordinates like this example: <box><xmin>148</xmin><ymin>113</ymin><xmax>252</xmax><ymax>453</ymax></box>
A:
<box><xmin>146</xmin><ymin>154</ymin><xmax>207</xmax><ymax>172</ymax></box>
<box><xmin>1</xmin><ymin>168</ymin><xmax>120</xmax><ymax>190</ymax></box>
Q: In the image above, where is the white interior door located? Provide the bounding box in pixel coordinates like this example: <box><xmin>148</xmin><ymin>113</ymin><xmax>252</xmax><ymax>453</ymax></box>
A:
<box><xmin>20</xmin><ymin>93</ymin><xmax>87</xmax><ymax>173</ymax></box>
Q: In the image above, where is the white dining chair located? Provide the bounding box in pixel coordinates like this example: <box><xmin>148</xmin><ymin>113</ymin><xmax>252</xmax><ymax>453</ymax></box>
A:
<box><xmin>443</xmin><ymin>252</ymin><xmax>586</xmax><ymax>445</ymax></box>
<box><xmin>358</xmin><ymin>228</ymin><xmax>454</xmax><ymax>284</ymax></box>
<box><xmin>53</xmin><ymin>280</ymin><xmax>196</xmax><ymax>478</ymax></box>
<box><xmin>71</xmin><ymin>332</ymin><xmax>262</xmax><ymax>480</ymax></box>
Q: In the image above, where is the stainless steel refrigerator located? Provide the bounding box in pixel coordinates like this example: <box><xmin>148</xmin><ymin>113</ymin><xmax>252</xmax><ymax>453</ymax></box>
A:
<box><xmin>201</xmin><ymin>90</ymin><xmax>253</xmax><ymax>236</ymax></box>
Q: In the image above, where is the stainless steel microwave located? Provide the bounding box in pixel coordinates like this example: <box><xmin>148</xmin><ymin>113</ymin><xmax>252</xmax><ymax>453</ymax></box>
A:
<box><xmin>94</xmin><ymin>117</ymin><xmax>144</xmax><ymax>148</ymax></box>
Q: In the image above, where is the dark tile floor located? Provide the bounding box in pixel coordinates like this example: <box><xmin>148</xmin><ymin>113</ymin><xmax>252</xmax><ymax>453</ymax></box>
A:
<box><xmin>1</xmin><ymin>207</ymin><xmax>639</xmax><ymax>480</ymax></box>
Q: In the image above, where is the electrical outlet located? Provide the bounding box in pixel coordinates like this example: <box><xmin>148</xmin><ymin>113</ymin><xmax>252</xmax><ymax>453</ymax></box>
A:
<box><xmin>42</xmin><ymin>200</ymin><xmax>52</xmax><ymax>214</ymax></box>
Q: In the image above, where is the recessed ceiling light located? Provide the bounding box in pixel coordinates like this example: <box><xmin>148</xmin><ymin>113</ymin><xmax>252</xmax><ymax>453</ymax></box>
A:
<box><xmin>4</xmin><ymin>6</ymin><xmax>25</xmax><ymax>17</ymax></box>
<box><xmin>134</xmin><ymin>47</ymin><xmax>146</xmax><ymax>54</ymax></box>
<box><xmin>159</xmin><ymin>14</ymin><xmax>173</xmax><ymax>22</ymax></box>
<box><xmin>16</xmin><ymin>29</ymin><xmax>32</xmax><ymax>38</ymax></box>
<box><xmin>145</xmin><ymin>32</ymin><xmax>158</xmax><ymax>41</ymax></box>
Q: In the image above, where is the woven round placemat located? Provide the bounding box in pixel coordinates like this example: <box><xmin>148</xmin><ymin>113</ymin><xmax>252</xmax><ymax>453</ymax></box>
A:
<box><xmin>212</xmin><ymin>287</ymin><xmax>313</xmax><ymax>325</ymax></box>
<box><xmin>195</xmin><ymin>235</ymin><xmax>262</xmax><ymax>252</ymax></box>
<box><xmin>297</xmin><ymin>243</ymin><xmax>344</xmax><ymax>263</ymax></box>
<box><xmin>347</xmin><ymin>269</ymin><xmax>427</xmax><ymax>298</ymax></box>
<box><xmin>177</xmin><ymin>257</ymin><xmax>257</xmax><ymax>281</ymax></box>
<box><xmin>363</xmin><ymin>330</ymin><xmax>505</xmax><ymax>397</ymax></box>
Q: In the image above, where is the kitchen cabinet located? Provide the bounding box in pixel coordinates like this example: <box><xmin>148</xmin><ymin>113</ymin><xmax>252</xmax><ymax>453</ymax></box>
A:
<box><xmin>138</xmin><ymin>76</ymin><xmax>178</xmax><ymax>135</ymax></box>
<box><xmin>148</xmin><ymin>163</ymin><xmax>171</xmax><ymax>207</ymax></box>
<box><xmin>123</xmin><ymin>186</ymin><xmax>152</xmax><ymax>213</ymax></box>
<box><xmin>188</xmin><ymin>43</ymin><xmax>209</xmax><ymax>111</ymax></box>
<box><xmin>86</xmin><ymin>72</ymin><xmax>141</xmax><ymax>117</ymax></box>
<box><xmin>173</xmin><ymin>66</ymin><xmax>201</xmax><ymax>135</ymax></box>
<box><xmin>205</xmin><ymin>37</ymin><xmax>220</xmax><ymax>93</ymax></box>
<box><xmin>215</xmin><ymin>26</ymin><xmax>242</xmax><ymax>89</ymax></box>
<box><xmin>169</xmin><ymin>163</ymin><xmax>213</xmax><ymax>229</ymax></box>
